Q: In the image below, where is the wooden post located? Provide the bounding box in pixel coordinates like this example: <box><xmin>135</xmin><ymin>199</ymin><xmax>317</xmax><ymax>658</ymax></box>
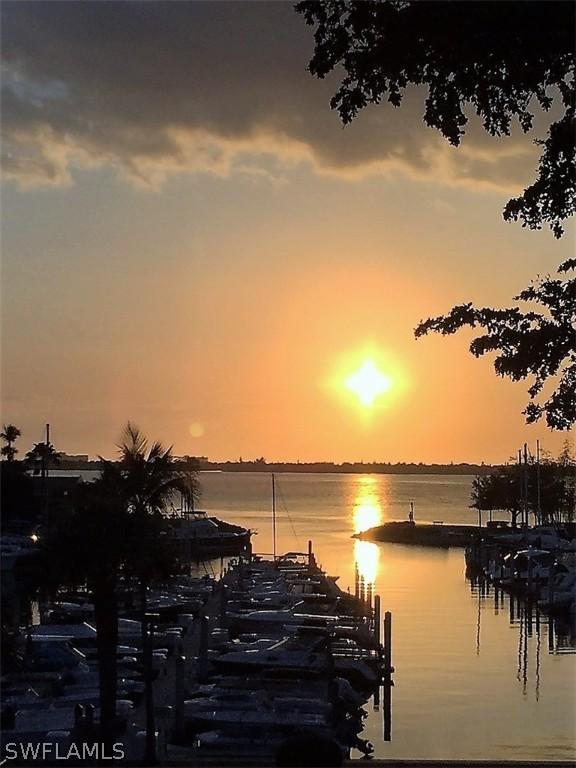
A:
<box><xmin>383</xmin><ymin>675</ymin><xmax>392</xmax><ymax>742</ymax></box>
<box><xmin>383</xmin><ymin>611</ymin><xmax>392</xmax><ymax>676</ymax></box>
<box><xmin>548</xmin><ymin>561</ymin><xmax>555</xmax><ymax>610</ymax></box>
<box><xmin>174</xmin><ymin>655</ymin><xmax>186</xmax><ymax>737</ymax></box>
<box><xmin>548</xmin><ymin>615</ymin><xmax>555</xmax><ymax>653</ymax></box>
<box><xmin>198</xmin><ymin>614</ymin><xmax>209</xmax><ymax>682</ymax></box>
<box><xmin>374</xmin><ymin>595</ymin><xmax>381</xmax><ymax>645</ymax></box>
<box><xmin>382</xmin><ymin>608</ymin><xmax>393</xmax><ymax>742</ymax></box>
<box><xmin>219</xmin><ymin>584</ymin><xmax>227</xmax><ymax>619</ymax></box>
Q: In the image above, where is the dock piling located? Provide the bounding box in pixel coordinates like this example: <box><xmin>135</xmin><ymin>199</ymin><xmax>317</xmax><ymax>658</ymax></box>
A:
<box><xmin>174</xmin><ymin>655</ymin><xmax>186</xmax><ymax>737</ymax></box>
<box><xmin>219</xmin><ymin>583</ymin><xmax>227</xmax><ymax>618</ymax></box>
<box><xmin>383</xmin><ymin>611</ymin><xmax>392</xmax><ymax>676</ymax></box>
<box><xmin>548</xmin><ymin>562</ymin><xmax>555</xmax><ymax>609</ymax></box>
<box><xmin>198</xmin><ymin>614</ymin><xmax>209</xmax><ymax>682</ymax></box>
<box><xmin>383</xmin><ymin>678</ymin><xmax>392</xmax><ymax>742</ymax></box>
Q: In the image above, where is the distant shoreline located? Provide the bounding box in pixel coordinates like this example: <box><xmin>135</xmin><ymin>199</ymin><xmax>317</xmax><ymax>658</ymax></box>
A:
<box><xmin>51</xmin><ymin>460</ymin><xmax>493</xmax><ymax>476</ymax></box>
<box><xmin>197</xmin><ymin>463</ymin><xmax>489</xmax><ymax>475</ymax></box>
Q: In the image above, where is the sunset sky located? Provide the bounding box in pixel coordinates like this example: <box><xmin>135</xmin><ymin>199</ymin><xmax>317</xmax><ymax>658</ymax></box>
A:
<box><xmin>2</xmin><ymin>1</ymin><xmax>574</xmax><ymax>463</ymax></box>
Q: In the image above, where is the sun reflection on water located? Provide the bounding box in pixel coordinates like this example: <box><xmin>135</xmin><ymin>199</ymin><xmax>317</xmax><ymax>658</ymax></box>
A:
<box><xmin>354</xmin><ymin>540</ymin><xmax>380</xmax><ymax>585</ymax></box>
<box><xmin>352</xmin><ymin>475</ymin><xmax>386</xmax><ymax>587</ymax></box>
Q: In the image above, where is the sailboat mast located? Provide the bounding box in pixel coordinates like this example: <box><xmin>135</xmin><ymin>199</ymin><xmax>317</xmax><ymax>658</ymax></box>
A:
<box><xmin>523</xmin><ymin>443</ymin><xmax>529</xmax><ymax>529</ymax></box>
<box><xmin>272</xmin><ymin>473</ymin><xmax>277</xmax><ymax>560</ymax></box>
<box><xmin>536</xmin><ymin>439</ymin><xmax>541</xmax><ymax>527</ymax></box>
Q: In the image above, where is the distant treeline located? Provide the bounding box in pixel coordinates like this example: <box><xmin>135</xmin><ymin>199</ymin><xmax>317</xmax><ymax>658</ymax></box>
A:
<box><xmin>58</xmin><ymin>457</ymin><xmax>495</xmax><ymax>475</ymax></box>
<box><xmin>194</xmin><ymin>460</ymin><xmax>493</xmax><ymax>475</ymax></box>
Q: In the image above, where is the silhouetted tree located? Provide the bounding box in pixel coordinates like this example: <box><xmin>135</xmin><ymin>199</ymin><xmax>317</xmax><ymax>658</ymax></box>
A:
<box><xmin>40</xmin><ymin>423</ymin><xmax>196</xmax><ymax>750</ymax></box>
<box><xmin>25</xmin><ymin>440</ymin><xmax>60</xmax><ymax>475</ymax></box>
<box><xmin>471</xmin><ymin>456</ymin><xmax>575</xmax><ymax>528</ymax></box>
<box><xmin>416</xmin><ymin>260</ymin><xmax>576</xmax><ymax>429</ymax></box>
<box><xmin>41</xmin><ymin>484</ymin><xmax>129</xmax><ymax>745</ymax></box>
<box><xmin>296</xmin><ymin>0</ymin><xmax>575</xmax><ymax>237</ymax></box>
<box><xmin>471</xmin><ymin>470</ymin><xmax>521</xmax><ymax>527</ymax></box>
<box><xmin>558</xmin><ymin>437</ymin><xmax>575</xmax><ymax>466</ymax></box>
<box><xmin>0</xmin><ymin>462</ymin><xmax>35</xmax><ymax>530</ymax></box>
<box><xmin>297</xmin><ymin>1</ymin><xmax>575</xmax><ymax>428</ymax></box>
<box><xmin>98</xmin><ymin>423</ymin><xmax>197</xmax><ymax>763</ymax></box>
<box><xmin>1</xmin><ymin>424</ymin><xmax>21</xmax><ymax>462</ymax></box>
<box><xmin>100</xmin><ymin>423</ymin><xmax>197</xmax><ymax>607</ymax></box>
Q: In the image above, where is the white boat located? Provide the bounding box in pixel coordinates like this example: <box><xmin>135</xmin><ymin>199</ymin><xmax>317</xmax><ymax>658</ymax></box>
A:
<box><xmin>500</xmin><ymin>548</ymin><xmax>556</xmax><ymax>586</ymax></box>
<box><xmin>185</xmin><ymin>706</ymin><xmax>329</xmax><ymax>730</ymax></box>
<box><xmin>167</xmin><ymin>511</ymin><xmax>252</xmax><ymax>555</ymax></box>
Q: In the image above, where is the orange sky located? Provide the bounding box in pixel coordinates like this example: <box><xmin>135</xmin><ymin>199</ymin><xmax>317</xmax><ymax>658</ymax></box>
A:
<box><xmin>2</xmin><ymin>2</ymin><xmax>573</xmax><ymax>464</ymax></box>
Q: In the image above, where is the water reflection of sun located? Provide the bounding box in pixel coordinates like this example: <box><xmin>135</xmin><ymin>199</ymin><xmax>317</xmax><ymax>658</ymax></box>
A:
<box><xmin>354</xmin><ymin>540</ymin><xmax>379</xmax><ymax>585</ymax></box>
<box><xmin>352</xmin><ymin>475</ymin><xmax>385</xmax><ymax>586</ymax></box>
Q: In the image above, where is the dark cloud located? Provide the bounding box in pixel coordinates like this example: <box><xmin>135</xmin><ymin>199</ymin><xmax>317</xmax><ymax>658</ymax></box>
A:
<box><xmin>1</xmin><ymin>1</ymin><xmax>539</xmax><ymax>189</ymax></box>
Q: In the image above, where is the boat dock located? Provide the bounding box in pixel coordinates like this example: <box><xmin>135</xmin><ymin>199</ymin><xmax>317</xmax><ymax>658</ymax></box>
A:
<box><xmin>163</xmin><ymin>545</ymin><xmax>393</xmax><ymax>762</ymax></box>
<box><xmin>1</xmin><ymin>543</ymin><xmax>394</xmax><ymax>765</ymax></box>
<box><xmin>464</xmin><ymin>526</ymin><xmax>576</xmax><ymax>615</ymax></box>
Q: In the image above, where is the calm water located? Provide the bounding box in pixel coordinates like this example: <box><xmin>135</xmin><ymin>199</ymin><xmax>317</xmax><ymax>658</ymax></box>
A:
<box><xmin>196</xmin><ymin>471</ymin><xmax>575</xmax><ymax>762</ymax></box>
<box><xmin>49</xmin><ymin>469</ymin><xmax>575</xmax><ymax>760</ymax></box>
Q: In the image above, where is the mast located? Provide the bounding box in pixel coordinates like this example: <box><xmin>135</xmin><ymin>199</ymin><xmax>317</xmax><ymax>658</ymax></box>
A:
<box><xmin>536</xmin><ymin>440</ymin><xmax>542</xmax><ymax>527</ymax></box>
<box><xmin>523</xmin><ymin>443</ymin><xmax>529</xmax><ymax>529</ymax></box>
<box><xmin>272</xmin><ymin>473</ymin><xmax>277</xmax><ymax>560</ymax></box>
<box><xmin>517</xmin><ymin>448</ymin><xmax>522</xmax><ymax>530</ymax></box>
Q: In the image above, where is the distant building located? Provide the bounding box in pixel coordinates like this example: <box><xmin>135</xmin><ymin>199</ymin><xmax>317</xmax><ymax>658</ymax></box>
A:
<box><xmin>57</xmin><ymin>453</ymin><xmax>90</xmax><ymax>463</ymax></box>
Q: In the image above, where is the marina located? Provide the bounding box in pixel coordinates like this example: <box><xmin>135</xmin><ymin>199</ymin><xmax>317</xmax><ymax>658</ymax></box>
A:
<box><xmin>2</xmin><ymin>470</ymin><xmax>575</xmax><ymax>764</ymax></box>
<box><xmin>2</xmin><ymin>2</ymin><xmax>575</xmax><ymax>764</ymax></box>
<box><xmin>1</xmin><ymin>544</ymin><xmax>393</xmax><ymax>764</ymax></box>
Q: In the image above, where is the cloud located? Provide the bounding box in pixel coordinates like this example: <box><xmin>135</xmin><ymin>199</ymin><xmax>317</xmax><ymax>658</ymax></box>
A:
<box><xmin>1</xmin><ymin>1</ymin><xmax>543</xmax><ymax>192</ymax></box>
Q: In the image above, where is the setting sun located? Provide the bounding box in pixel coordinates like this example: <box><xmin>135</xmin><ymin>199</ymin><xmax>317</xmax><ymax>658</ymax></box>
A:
<box><xmin>345</xmin><ymin>360</ymin><xmax>393</xmax><ymax>407</ymax></box>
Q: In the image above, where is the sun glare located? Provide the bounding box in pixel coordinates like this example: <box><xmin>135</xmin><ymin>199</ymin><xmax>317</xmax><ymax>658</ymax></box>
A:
<box><xmin>345</xmin><ymin>360</ymin><xmax>393</xmax><ymax>407</ymax></box>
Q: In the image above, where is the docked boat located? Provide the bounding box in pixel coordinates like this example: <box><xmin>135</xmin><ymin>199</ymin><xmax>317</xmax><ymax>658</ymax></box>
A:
<box><xmin>499</xmin><ymin>548</ymin><xmax>556</xmax><ymax>587</ymax></box>
<box><xmin>1</xmin><ymin>534</ymin><xmax>38</xmax><ymax>572</ymax></box>
<box><xmin>167</xmin><ymin>510</ymin><xmax>252</xmax><ymax>557</ymax></box>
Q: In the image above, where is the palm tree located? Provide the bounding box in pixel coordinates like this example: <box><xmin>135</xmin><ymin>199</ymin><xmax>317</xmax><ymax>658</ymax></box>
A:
<box><xmin>39</xmin><ymin>424</ymin><xmax>197</xmax><ymax>758</ymax></box>
<box><xmin>25</xmin><ymin>441</ymin><xmax>60</xmax><ymax>476</ymax></box>
<box><xmin>100</xmin><ymin>423</ymin><xmax>199</xmax><ymax>606</ymax></box>
<box><xmin>101</xmin><ymin>422</ymin><xmax>198</xmax><ymax>517</ymax></box>
<box><xmin>41</xmin><ymin>482</ymin><xmax>130</xmax><ymax>748</ymax></box>
<box><xmin>1</xmin><ymin>424</ymin><xmax>21</xmax><ymax>462</ymax></box>
<box><xmin>100</xmin><ymin>422</ymin><xmax>198</xmax><ymax>763</ymax></box>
